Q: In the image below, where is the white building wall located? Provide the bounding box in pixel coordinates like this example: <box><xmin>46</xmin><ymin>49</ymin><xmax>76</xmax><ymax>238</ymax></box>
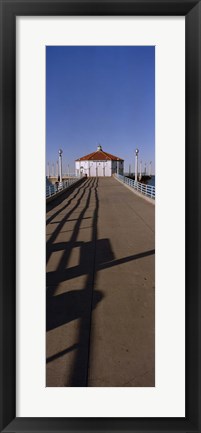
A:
<box><xmin>75</xmin><ymin>160</ymin><xmax>89</xmax><ymax>176</ymax></box>
<box><xmin>75</xmin><ymin>159</ymin><xmax>123</xmax><ymax>177</ymax></box>
<box><xmin>105</xmin><ymin>161</ymin><xmax>112</xmax><ymax>176</ymax></box>
<box><xmin>90</xmin><ymin>162</ymin><xmax>97</xmax><ymax>177</ymax></box>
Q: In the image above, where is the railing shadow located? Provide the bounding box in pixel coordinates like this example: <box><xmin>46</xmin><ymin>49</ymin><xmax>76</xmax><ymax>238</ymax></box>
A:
<box><xmin>47</xmin><ymin>178</ymin><xmax>106</xmax><ymax>386</ymax></box>
<box><xmin>46</xmin><ymin>178</ymin><xmax>94</xmax><ymax>264</ymax></box>
<box><xmin>46</xmin><ymin>177</ymin><xmax>155</xmax><ymax>387</ymax></box>
<box><xmin>46</xmin><ymin>177</ymin><xmax>90</xmax><ymax>225</ymax></box>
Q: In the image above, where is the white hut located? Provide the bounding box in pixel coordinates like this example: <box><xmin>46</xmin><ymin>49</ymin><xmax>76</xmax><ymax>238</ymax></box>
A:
<box><xmin>75</xmin><ymin>145</ymin><xmax>124</xmax><ymax>177</ymax></box>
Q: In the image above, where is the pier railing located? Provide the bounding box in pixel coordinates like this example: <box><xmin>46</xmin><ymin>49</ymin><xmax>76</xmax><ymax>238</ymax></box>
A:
<box><xmin>46</xmin><ymin>177</ymin><xmax>80</xmax><ymax>198</ymax></box>
<box><xmin>115</xmin><ymin>173</ymin><xmax>155</xmax><ymax>200</ymax></box>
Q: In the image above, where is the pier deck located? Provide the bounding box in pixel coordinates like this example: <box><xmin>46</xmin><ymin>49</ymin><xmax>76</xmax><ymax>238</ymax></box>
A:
<box><xmin>46</xmin><ymin>177</ymin><xmax>155</xmax><ymax>387</ymax></box>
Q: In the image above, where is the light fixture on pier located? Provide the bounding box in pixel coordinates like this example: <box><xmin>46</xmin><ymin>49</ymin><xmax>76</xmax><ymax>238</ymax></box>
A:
<box><xmin>47</xmin><ymin>162</ymin><xmax>50</xmax><ymax>178</ymax></box>
<box><xmin>56</xmin><ymin>160</ymin><xmax>59</xmax><ymax>179</ymax></box>
<box><xmin>135</xmin><ymin>148</ymin><xmax>139</xmax><ymax>182</ymax></box>
<box><xmin>58</xmin><ymin>148</ymin><xmax>63</xmax><ymax>185</ymax></box>
<box><xmin>139</xmin><ymin>160</ymin><xmax>142</xmax><ymax>181</ymax></box>
<box><xmin>149</xmin><ymin>161</ymin><xmax>152</xmax><ymax>177</ymax></box>
<box><xmin>52</xmin><ymin>162</ymin><xmax>55</xmax><ymax>177</ymax></box>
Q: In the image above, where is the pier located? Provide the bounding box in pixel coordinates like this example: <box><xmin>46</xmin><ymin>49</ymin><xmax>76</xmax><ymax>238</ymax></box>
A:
<box><xmin>46</xmin><ymin>176</ymin><xmax>155</xmax><ymax>387</ymax></box>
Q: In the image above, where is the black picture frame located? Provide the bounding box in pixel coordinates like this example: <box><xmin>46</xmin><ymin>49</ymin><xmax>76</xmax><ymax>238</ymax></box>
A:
<box><xmin>0</xmin><ymin>0</ymin><xmax>200</xmax><ymax>432</ymax></box>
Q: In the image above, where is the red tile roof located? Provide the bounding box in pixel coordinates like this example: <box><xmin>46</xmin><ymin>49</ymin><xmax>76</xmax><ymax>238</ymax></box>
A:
<box><xmin>76</xmin><ymin>149</ymin><xmax>124</xmax><ymax>161</ymax></box>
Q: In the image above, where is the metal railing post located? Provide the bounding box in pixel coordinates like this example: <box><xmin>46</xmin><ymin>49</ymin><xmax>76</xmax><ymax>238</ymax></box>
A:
<box><xmin>114</xmin><ymin>173</ymin><xmax>155</xmax><ymax>199</ymax></box>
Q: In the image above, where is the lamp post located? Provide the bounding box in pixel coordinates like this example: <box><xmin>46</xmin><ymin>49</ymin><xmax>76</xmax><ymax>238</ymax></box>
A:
<box><xmin>144</xmin><ymin>162</ymin><xmax>147</xmax><ymax>175</ymax></box>
<box><xmin>52</xmin><ymin>162</ymin><xmax>55</xmax><ymax>177</ymax></box>
<box><xmin>149</xmin><ymin>161</ymin><xmax>152</xmax><ymax>177</ymax></box>
<box><xmin>47</xmin><ymin>162</ymin><xmax>50</xmax><ymax>178</ymax></box>
<box><xmin>135</xmin><ymin>148</ymin><xmax>139</xmax><ymax>182</ymax></box>
<box><xmin>56</xmin><ymin>160</ymin><xmax>59</xmax><ymax>179</ymax></box>
<box><xmin>58</xmin><ymin>148</ymin><xmax>63</xmax><ymax>185</ymax></box>
<box><xmin>139</xmin><ymin>160</ymin><xmax>142</xmax><ymax>181</ymax></box>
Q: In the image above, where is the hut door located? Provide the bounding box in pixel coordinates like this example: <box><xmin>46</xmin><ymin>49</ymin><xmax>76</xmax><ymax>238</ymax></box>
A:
<box><xmin>97</xmin><ymin>163</ymin><xmax>103</xmax><ymax>177</ymax></box>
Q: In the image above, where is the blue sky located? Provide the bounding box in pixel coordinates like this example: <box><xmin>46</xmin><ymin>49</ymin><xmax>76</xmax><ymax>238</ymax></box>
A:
<box><xmin>46</xmin><ymin>46</ymin><xmax>155</xmax><ymax>174</ymax></box>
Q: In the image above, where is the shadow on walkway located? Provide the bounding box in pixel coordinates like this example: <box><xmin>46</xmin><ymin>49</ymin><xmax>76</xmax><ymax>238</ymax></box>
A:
<box><xmin>46</xmin><ymin>177</ymin><xmax>155</xmax><ymax>386</ymax></box>
<box><xmin>47</xmin><ymin>178</ymin><xmax>106</xmax><ymax>386</ymax></box>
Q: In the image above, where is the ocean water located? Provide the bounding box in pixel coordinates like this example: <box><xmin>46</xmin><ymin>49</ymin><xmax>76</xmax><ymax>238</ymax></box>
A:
<box><xmin>125</xmin><ymin>173</ymin><xmax>155</xmax><ymax>187</ymax></box>
<box><xmin>147</xmin><ymin>175</ymin><xmax>155</xmax><ymax>187</ymax></box>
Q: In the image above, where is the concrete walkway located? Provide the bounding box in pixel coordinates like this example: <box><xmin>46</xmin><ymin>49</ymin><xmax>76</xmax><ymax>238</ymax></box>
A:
<box><xmin>46</xmin><ymin>177</ymin><xmax>155</xmax><ymax>387</ymax></box>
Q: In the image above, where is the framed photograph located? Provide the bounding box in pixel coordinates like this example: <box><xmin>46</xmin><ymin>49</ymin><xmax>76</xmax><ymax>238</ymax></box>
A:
<box><xmin>0</xmin><ymin>0</ymin><xmax>200</xmax><ymax>432</ymax></box>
